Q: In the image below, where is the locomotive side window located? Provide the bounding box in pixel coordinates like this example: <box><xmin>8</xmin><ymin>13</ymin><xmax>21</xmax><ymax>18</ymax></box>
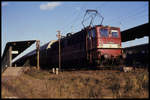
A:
<box><xmin>88</xmin><ymin>31</ymin><xmax>91</xmax><ymax>38</ymax></box>
<box><xmin>100</xmin><ymin>29</ymin><xmax>108</xmax><ymax>37</ymax></box>
<box><xmin>91</xmin><ymin>29</ymin><xmax>96</xmax><ymax>38</ymax></box>
<box><xmin>111</xmin><ymin>30</ymin><xmax>119</xmax><ymax>37</ymax></box>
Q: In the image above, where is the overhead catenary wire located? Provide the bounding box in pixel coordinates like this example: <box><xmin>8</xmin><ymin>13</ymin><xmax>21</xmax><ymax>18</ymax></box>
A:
<box><xmin>59</xmin><ymin>2</ymin><xmax>148</xmax><ymax>35</ymax></box>
<box><xmin>95</xmin><ymin>2</ymin><xmax>107</xmax><ymax>13</ymax></box>
<box><xmin>107</xmin><ymin>6</ymin><xmax>148</xmax><ymax>25</ymax></box>
<box><xmin>119</xmin><ymin>13</ymin><xmax>148</xmax><ymax>31</ymax></box>
<box><xmin>62</xmin><ymin>2</ymin><xmax>105</xmax><ymax>33</ymax></box>
<box><xmin>59</xmin><ymin>3</ymin><xmax>86</xmax><ymax>34</ymax></box>
<box><xmin>105</xmin><ymin>3</ymin><xmax>148</xmax><ymax>23</ymax></box>
<box><xmin>61</xmin><ymin>2</ymin><xmax>107</xmax><ymax>34</ymax></box>
<box><xmin>114</xmin><ymin>9</ymin><xmax>148</xmax><ymax>30</ymax></box>
<box><xmin>60</xmin><ymin>3</ymin><xmax>91</xmax><ymax>34</ymax></box>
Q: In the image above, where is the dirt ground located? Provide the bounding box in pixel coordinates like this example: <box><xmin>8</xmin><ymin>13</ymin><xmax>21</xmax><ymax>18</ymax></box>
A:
<box><xmin>1</xmin><ymin>67</ymin><xmax>149</xmax><ymax>99</ymax></box>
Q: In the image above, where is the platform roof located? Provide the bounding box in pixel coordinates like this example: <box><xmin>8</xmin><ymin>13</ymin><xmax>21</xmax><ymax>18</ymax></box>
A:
<box><xmin>2</xmin><ymin>40</ymin><xmax>36</xmax><ymax>61</ymax></box>
<box><xmin>121</xmin><ymin>23</ymin><xmax>149</xmax><ymax>42</ymax></box>
<box><xmin>13</xmin><ymin>40</ymin><xmax>57</xmax><ymax>64</ymax></box>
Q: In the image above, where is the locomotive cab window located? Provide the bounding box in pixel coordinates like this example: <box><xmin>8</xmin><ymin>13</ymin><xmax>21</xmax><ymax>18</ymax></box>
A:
<box><xmin>111</xmin><ymin>30</ymin><xmax>119</xmax><ymax>38</ymax></box>
<box><xmin>100</xmin><ymin>28</ymin><xmax>108</xmax><ymax>37</ymax></box>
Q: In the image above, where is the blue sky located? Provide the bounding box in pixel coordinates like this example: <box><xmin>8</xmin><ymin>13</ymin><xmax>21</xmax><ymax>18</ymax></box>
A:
<box><xmin>1</xmin><ymin>1</ymin><xmax>149</xmax><ymax>61</ymax></box>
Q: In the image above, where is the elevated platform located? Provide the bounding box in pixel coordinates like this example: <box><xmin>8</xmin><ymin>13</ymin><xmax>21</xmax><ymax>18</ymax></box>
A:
<box><xmin>2</xmin><ymin>67</ymin><xmax>25</xmax><ymax>77</ymax></box>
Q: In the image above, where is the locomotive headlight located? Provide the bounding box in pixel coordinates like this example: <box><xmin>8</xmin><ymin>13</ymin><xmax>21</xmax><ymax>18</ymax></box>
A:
<box><xmin>99</xmin><ymin>43</ymin><xmax>102</xmax><ymax>48</ymax></box>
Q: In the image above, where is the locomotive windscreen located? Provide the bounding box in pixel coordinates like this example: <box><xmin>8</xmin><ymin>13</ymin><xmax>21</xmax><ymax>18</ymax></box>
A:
<box><xmin>100</xmin><ymin>29</ymin><xmax>109</xmax><ymax>37</ymax></box>
<box><xmin>111</xmin><ymin>30</ymin><xmax>119</xmax><ymax>38</ymax></box>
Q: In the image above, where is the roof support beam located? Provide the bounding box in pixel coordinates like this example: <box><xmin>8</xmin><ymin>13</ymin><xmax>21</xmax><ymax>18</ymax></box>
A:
<box><xmin>36</xmin><ymin>40</ymin><xmax>40</xmax><ymax>70</ymax></box>
<box><xmin>8</xmin><ymin>46</ymin><xmax>12</xmax><ymax>67</ymax></box>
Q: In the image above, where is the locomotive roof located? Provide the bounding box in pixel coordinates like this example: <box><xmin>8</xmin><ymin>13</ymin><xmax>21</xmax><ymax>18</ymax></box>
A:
<box><xmin>59</xmin><ymin>25</ymin><xmax>120</xmax><ymax>41</ymax></box>
<box><xmin>95</xmin><ymin>25</ymin><xmax>120</xmax><ymax>29</ymax></box>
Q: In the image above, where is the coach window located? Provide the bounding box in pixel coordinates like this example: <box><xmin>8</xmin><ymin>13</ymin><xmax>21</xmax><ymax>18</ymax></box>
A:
<box><xmin>100</xmin><ymin>29</ymin><xmax>108</xmax><ymax>37</ymax></box>
<box><xmin>111</xmin><ymin>30</ymin><xmax>119</xmax><ymax>38</ymax></box>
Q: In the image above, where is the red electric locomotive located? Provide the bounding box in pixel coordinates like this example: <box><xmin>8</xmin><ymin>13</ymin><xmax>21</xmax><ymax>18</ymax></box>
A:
<box><xmin>85</xmin><ymin>25</ymin><xmax>124</xmax><ymax>66</ymax></box>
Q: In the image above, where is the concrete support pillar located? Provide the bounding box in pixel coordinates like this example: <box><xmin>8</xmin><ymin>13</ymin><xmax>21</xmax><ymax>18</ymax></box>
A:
<box><xmin>36</xmin><ymin>40</ymin><xmax>40</xmax><ymax>70</ymax></box>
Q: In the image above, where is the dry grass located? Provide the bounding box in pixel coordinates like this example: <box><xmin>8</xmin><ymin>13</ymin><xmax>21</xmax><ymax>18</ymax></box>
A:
<box><xmin>1</xmin><ymin>67</ymin><xmax>149</xmax><ymax>99</ymax></box>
